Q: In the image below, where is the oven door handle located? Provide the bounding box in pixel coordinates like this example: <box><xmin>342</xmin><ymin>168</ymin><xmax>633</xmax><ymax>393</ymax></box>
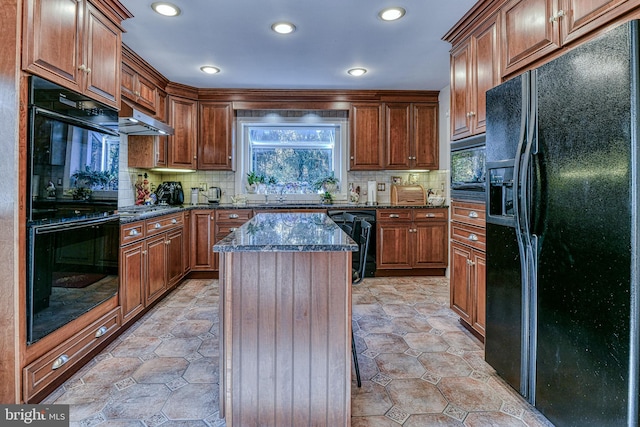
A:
<box><xmin>33</xmin><ymin>107</ymin><xmax>120</xmax><ymax>137</ymax></box>
<box><xmin>32</xmin><ymin>216</ymin><xmax>118</xmax><ymax>234</ymax></box>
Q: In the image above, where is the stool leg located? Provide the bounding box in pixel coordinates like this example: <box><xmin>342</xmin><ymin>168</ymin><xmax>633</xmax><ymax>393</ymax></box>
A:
<box><xmin>352</xmin><ymin>329</ymin><xmax>361</xmax><ymax>388</ymax></box>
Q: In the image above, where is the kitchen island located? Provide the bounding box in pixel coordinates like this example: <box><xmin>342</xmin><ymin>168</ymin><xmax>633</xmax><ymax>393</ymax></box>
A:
<box><xmin>213</xmin><ymin>212</ymin><xmax>358</xmax><ymax>427</ymax></box>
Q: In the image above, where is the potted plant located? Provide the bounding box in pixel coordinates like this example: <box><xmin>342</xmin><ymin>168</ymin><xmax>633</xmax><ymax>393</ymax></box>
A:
<box><xmin>313</xmin><ymin>173</ymin><xmax>339</xmax><ymax>193</ymax></box>
<box><xmin>70</xmin><ymin>166</ymin><xmax>116</xmax><ymax>200</ymax></box>
<box><xmin>320</xmin><ymin>191</ymin><xmax>334</xmax><ymax>204</ymax></box>
<box><xmin>246</xmin><ymin>171</ymin><xmax>265</xmax><ymax>194</ymax></box>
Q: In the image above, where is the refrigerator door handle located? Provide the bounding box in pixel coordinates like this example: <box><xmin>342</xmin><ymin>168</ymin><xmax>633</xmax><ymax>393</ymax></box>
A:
<box><xmin>527</xmin><ymin>235</ymin><xmax>539</xmax><ymax>404</ymax></box>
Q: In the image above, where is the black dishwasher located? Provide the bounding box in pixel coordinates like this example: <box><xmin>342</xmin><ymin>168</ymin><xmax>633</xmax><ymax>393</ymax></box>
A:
<box><xmin>328</xmin><ymin>210</ymin><xmax>376</xmax><ymax>277</ymax></box>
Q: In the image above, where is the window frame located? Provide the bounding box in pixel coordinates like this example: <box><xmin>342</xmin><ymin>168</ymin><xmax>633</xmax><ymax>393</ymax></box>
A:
<box><xmin>235</xmin><ymin>115</ymin><xmax>348</xmax><ymax>202</ymax></box>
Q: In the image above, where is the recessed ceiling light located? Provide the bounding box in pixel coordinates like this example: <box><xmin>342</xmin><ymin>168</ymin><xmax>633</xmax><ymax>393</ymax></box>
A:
<box><xmin>379</xmin><ymin>7</ymin><xmax>406</xmax><ymax>21</ymax></box>
<box><xmin>151</xmin><ymin>2</ymin><xmax>181</xmax><ymax>17</ymax></box>
<box><xmin>348</xmin><ymin>68</ymin><xmax>367</xmax><ymax>77</ymax></box>
<box><xmin>271</xmin><ymin>22</ymin><xmax>296</xmax><ymax>34</ymax></box>
<box><xmin>200</xmin><ymin>66</ymin><xmax>220</xmax><ymax>74</ymax></box>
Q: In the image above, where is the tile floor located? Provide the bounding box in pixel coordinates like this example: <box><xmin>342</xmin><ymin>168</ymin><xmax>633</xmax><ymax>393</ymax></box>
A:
<box><xmin>44</xmin><ymin>276</ymin><xmax>554</xmax><ymax>427</ymax></box>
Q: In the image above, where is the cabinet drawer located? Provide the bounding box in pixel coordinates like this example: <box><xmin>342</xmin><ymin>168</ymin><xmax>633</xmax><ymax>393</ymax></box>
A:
<box><xmin>451</xmin><ymin>201</ymin><xmax>486</xmax><ymax>228</ymax></box>
<box><xmin>145</xmin><ymin>213</ymin><xmax>184</xmax><ymax>235</ymax></box>
<box><xmin>215</xmin><ymin>209</ymin><xmax>253</xmax><ymax>222</ymax></box>
<box><xmin>451</xmin><ymin>222</ymin><xmax>486</xmax><ymax>252</ymax></box>
<box><xmin>121</xmin><ymin>221</ymin><xmax>145</xmax><ymax>244</ymax></box>
<box><xmin>377</xmin><ymin>209</ymin><xmax>412</xmax><ymax>222</ymax></box>
<box><xmin>413</xmin><ymin>208</ymin><xmax>448</xmax><ymax>221</ymax></box>
<box><xmin>216</xmin><ymin>225</ymin><xmax>241</xmax><ymax>236</ymax></box>
<box><xmin>23</xmin><ymin>307</ymin><xmax>121</xmax><ymax>402</ymax></box>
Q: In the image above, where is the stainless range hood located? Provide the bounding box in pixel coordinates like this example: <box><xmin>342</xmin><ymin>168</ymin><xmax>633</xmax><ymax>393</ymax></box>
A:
<box><xmin>118</xmin><ymin>100</ymin><xmax>174</xmax><ymax>135</ymax></box>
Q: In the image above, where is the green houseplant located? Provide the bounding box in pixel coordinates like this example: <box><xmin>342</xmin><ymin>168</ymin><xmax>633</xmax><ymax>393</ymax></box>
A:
<box><xmin>70</xmin><ymin>166</ymin><xmax>116</xmax><ymax>200</ymax></box>
<box><xmin>313</xmin><ymin>173</ymin><xmax>339</xmax><ymax>193</ymax></box>
<box><xmin>246</xmin><ymin>171</ymin><xmax>265</xmax><ymax>193</ymax></box>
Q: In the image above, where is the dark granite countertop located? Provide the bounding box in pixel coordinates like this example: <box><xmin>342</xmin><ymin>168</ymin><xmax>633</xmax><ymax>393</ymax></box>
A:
<box><xmin>117</xmin><ymin>202</ymin><xmax>448</xmax><ymax>223</ymax></box>
<box><xmin>213</xmin><ymin>212</ymin><xmax>359</xmax><ymax>253</ymax></box>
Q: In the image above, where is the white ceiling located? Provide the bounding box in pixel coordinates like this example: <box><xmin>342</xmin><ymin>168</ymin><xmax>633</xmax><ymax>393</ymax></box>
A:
<box><xmin>119</xmin><ymin>0</ymin><xmax>477</xmax><ymax>91</ymax></box>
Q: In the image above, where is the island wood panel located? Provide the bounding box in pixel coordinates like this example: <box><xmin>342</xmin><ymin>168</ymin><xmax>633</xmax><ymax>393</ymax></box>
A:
<box><xmin>220</xmin><ymin>250</ymin><xmax>351</xmax><ymax>427</ymax></box>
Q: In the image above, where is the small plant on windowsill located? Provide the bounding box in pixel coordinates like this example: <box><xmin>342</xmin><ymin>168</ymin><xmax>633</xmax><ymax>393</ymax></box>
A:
<box><xmin>320</xmin><ymin>191</ymin><xmax>334</xmax><ymax>204</ymax></box>
<box><xmin>246</xmin><ymin>171</ymin><xmax>265</xmax><ymax>194</ymax></box>
<box><xmin>313</xmin><ymin>173</ymin><xmax>339</xmax><ymax>193</ymax></box>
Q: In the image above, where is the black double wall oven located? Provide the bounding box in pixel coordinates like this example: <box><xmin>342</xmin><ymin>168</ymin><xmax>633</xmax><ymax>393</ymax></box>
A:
<box><xmin>26</xmin><ymin>76</ymin><xmax>120</xmax><ymax>344</ymax></box>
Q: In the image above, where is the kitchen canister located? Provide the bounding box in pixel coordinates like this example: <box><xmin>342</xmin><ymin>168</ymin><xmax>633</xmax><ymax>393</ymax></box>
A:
<box><xmin>190</xmin><ymin>188</ymin><xmax>199</xmax><ymax>205</ymax></box>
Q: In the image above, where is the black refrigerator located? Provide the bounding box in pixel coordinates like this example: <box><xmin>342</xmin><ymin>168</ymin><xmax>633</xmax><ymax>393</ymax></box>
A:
<box><xmin>485</xmin><ymin>20</ymin><xmax>640</xmax><ymax>426</ymax></box>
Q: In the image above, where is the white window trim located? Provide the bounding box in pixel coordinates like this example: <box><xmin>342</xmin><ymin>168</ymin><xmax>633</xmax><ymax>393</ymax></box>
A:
<box><xmin>235</xmin><ymin>115</ymin><xmax>349</xmax><ymax>203</ymax></box>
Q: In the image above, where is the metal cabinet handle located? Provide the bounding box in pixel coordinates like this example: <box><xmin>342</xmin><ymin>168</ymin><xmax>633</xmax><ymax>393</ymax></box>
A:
<box><xmin>165</xmin><ymin>240</ymin><xmax>170</xmax><ymax>245</ymax></box>
<box><xmin>467</xmin><ymin>259</ymin><xmax>476</xmax><ymax>267</ymax></box>
<box><xmin>229</xmin><ymin>214</ymin><xmax>239</xmax><ymax>219</ymax></box>
<box><xmin>142</xmin><ymin>250</ymin><xmax>147</xmax><ymax>255</ymax></box>
<box><xmin>155</xmin><ymin>223</ymin><xmax>161</xmax><ymax>229</ymax></box>
<box><xmin>549</xmin><ymin>9</ymin><xmax>565</xmax><ymax>23</ymax></box>
<box><xmin>228</xmin><ymin>156</ymin><xmax>232</xmax><ymax>160</ymax></box>
<box><xmin>350</xmin><ymin>156</ymin><xmax>354</xmax><ymax>160</ymax></box>
<box><xmin>229</xmin><ymin>227</ymin><xmax>237</xmax><ymax>232</ymax></box>
<box><xmin>95</xmin><ymin>326</ymin><xmax>108</xmax><ymax>338</ymax></box>
<box><xmin>52</xmin><ymin>354</ymin><xmax>69</xmax><ymax>370</ymax></box>
<box><xmin>129</xmin><ymin>229</ymin><xmax>139</xmax><ymax>236</ymax></box>
<box><xmin>389</xmin><ymin>214</ymin><xmax>400</xmax><ymax>218</ymax></box>
<box><xmin>210</xmin><ymin>216</ymin><xmax>214</xmax><ymax>221</ymax></box>
<box><xmin>426</xmin><ymin>213</ymin><xmax>435</xmax><ymax>218</ymax></box>
<box><xmin>86</xmin><ymin>67</ymin><xmax>91</xmax><ymax>74</ymax></box>
<box><xmin>468</xmin><ymin>233</ymin><xmax>479</xmax><ymax>241</ymax></box>
<box><xmin>171</xmin><ymin>219</ymin><xmax>177</xmax><ymax>224</ymax></box>
<box><xmin>78</xmin><ymin>64</ymin><xmax>87</xmax><ymax>72</ymax></box>
<box><xmin>468</xmin><ymin>211</ymin><xmax>479</xmax><ymax>218</ymax></box>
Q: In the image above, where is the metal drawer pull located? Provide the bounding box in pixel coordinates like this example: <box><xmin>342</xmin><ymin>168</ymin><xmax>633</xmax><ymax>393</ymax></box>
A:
<box><xmin>468</xmin><ymin>211</ymin><xmax>479</xmax><ymax>218</ymax></box>
<box><xmin>426</xmin><ymin>213</ymin><xmax>435</xmax><ymax>218</ymax></box>
<box><xmin>468</xmin><ymin>234</ymin><xmax>479</xmax><ymax>241</ymax></box>
<box><xmin>52</xmin><ymin>354</ymin><xmax>69</xmax><ymax>370</ymax></box>
<box><xmin>95</xmin><ymin>326</ymin><xmax>108</xmax><ymax>338</ymax></box>
<box><xmin>467</xmin><ymin>259</ymin><xmax>476</xmax><ymax>266</ymax></box>
<box><xmin>229</xmin><ymin>227</ymin><xmax>237</xmax><ymax>232</ymax></box>
<box><xmin>171</xmin><ymin>219</ymin><xmax>177</xmax><ymax>224</ymax></box>
<box><xmin>389</xmin><ymin>214</ymin><xmax>400</xmax><ymax>218</ymax></box>
<box><xmin>128</xmin><ymin>229</ymin><xmax>139</xmax><ymax>236</ymax></box>
<box><xmin>155</xmin><ymin>223</ymin><xmax>161</xmax><ymax>229</ymax></box>
<box><xmin>229</xmin><ymin>214</ymin><xmax>239</xmax><ymax>219</ymax></box>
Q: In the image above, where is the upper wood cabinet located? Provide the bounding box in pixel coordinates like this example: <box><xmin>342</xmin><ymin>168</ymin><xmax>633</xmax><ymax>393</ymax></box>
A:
<box><xmin>450</xmin><ymin>14</ymin><xmax>501</xmax><ymax>140</ymax></box>
<box><xmin>22</xmin><ymin>0</ymin><xmax>130</xmax><ymax>108</ymax></box>
<box><xmin>121</xmin><ymin>62</ymin><xmax>157</xmax><ymax>114</ymax></box>
<box><xmin>385</xmin><ymin>103</ymin><xmax>438</xmax><ymax>169</ymax></box>
<box><xmin>350</xmin><ymin>103</ymin><xmax>385</xmax><ymax>170</ymax></box>
<box><xmin>561</xmin><ymin>0</ymin><xmax>634</xmax><ymax>44</ymax></box>
<box><xmin>198</xmin><ymin>102</ymin><xmax>234</xmax><ymax>170</ymax></box>
<box><xmin>168</xmin><ymin>96</ymin><xmax>198</xmax><ymax>169</ymax></box>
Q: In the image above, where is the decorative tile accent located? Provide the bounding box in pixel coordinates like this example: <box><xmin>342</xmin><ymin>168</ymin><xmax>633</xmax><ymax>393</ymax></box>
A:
<box><xmin>404</xmin><ymin>348</ymin><xmax>421</xmax><ymax>357</ymax></box>
<box><xmin>429</xmin><ymin>328</ymin><xmax>444</xmax><ymax>336</ymax></box>
<box><xmin>166</xmin><ymin>377</ymin><xmax>188</xmax><ymax>391</ymax></box>
<box><xmin>140</xmin><ymin>352</ymin><xmax>158</xmax><ymax>362</ymax></box>
<box><xmin>470</xmin><ymin>370</ymin><xmax>490</xmax><ymax>382</ymax></box>
<box><xmin>198</xmin><ymin>332</ymin><xmax>215</xmax><ymax>340</ymax></box>
<box><xmin>185</xmin><ymin>352</ymin><xmax>204</xmax><ymax>362</ymax></box>
<box><xmin>115</xmin><ymin>377</ymin><xmax>136</xmax><ymax>391</ymax></box>
<box><xmin>144</xmin><ymin>412</ymin><xmax>168</xmax><ymax>427</ymax></box>
<box><xmin>446</xmin><ymin>347</ymin><xmax>465</xmax><ymax>357</ymax></box>
<box><xmin>158</xmin><ymin>333</ymin><xmax>174</xmax><ymax>340</ymax></box>
<box><xmin>444</xmin><ymin>404</ymin><xmax>467</xmax><ymax>422</ymax></box>
<box><xmin>93</xmin><ymin>353</ymin><xmax>113</xmax><ymax>363</ymax></box>
<box><xmin>64</xmin><ymin>378</ymin><xmax>85</xmax><ymax>390</ymax></box>
<box><xmin>354</xmin><ymin>328</ymin><xmax>369</xmax><ymax>338</ymax></box>
<box><xmin>361</xmin><ymin>349</ymin><xmax>379</xmax><ymax>359</ymax></box>
<box><xmin>78</xmin><ymin>413</ymin><xmax>106</xmax><ymax>427</ymax></box>
<box><xmin>205</xmin><ymin>412</ymin><xmax>226</xmax><ymax>427</ymax></box>
<box><xmin>391</xmin><ymin>330</ymin><xmax>407</xmax><ymax>337</ymax></box>
<box><xmin>385</xmin><ymin>406</ymin><xmax>410</xmax><ymax>424</ymax></box>
<box><xmin>501</xmin><ymin>401</ymin><xmax>525</xmax><ymax>418</ymax></box>
<box><xmin>371</xmin><ymin>373</ymin><xmax>392</xmax><ymax>387</ymax></box>
<box><xmin>421</xmin><ymin>371</ymin><xmax>441</xmax><ymax>385</ymax></box>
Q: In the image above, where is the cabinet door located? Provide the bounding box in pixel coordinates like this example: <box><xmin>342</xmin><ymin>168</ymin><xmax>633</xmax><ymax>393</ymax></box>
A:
<box><xmin>83</xmin><ymin>1</ymin><xmax>121</xmax><ymax>106</ymax></box>
<box><xmin>473</xmin><ymin>16</ymin><xmax>500</xmax><ymax>135</ymax></box>
<box><xmin>450</xmin><ymin>40</ymin><xmax>472</xmax><ymax>140</ymax></box>
<box><xmin>384</xmin><ymin>103</ymin><xmax>411</xmax><ymax>169</ymax></box>
<box><xmin>412</xmin><ymin>103</ymin><xmax>438</xmax><ymax>169</ymax></box>
<box><xmin>198</xmin><ymin>102</ymin><xmax>233</xmax><ymax>170</ymax></box>
<box><xmin>501</xmin><ymin>0</ymin><xmax>561</xmax><ymax>76</ymax></box>
<box><xmin>121</xmin><ymin>63</ymin><xmax>137</xmax><ymax>101</ymax></box>
<box><xmin>166</xmin><ymin>228</ymin><xmax>184</xmax><ymax>287</ymax></box>
<box><xmin>183</xmin><ymin>212</ymin><xmax>191</xmax><ymax>274</ymax></box>
<box><xmin>377</xmin><ymin>222</ymin><xmax>412</xmax><ymax>269</ymax></box>
<box><xmin>561</xmin><ymin>0</ymin><xmax>630</xmax><ymax>45</ymax></box>
<box><xmin>191</xmin><ymin>210</ymin><xmax>215</xmax><ymax>271</ymax></box>
<box><xmin>350</xmin><ymin>103</ymin><xmax>384</xmax><ymax>170</ymax></box>
<box><xmin>450</xmin><ymin>242</ymin><xmax>473</xmax><ymax>324</ymax></box>
<box><xmin>168</xmin><ymin>96</ymin><xmax>198</xmax><ymax>169</ymax></box>
<box><xmin>472</xmin><ymin>250</ymin><xmax>486</xmax><ymax>336</ymax></box>
<box><xmin>145</xmin><ymin>234</ymin><xmax>167</xmax><ymax>305</ymax></box>
<box><xmin>120</xmin><ymin>241</ymin><xmax>145</xmax><ymax>323</ymax></box>
<box><xmin>22</xmin><ymin>0</ymin><xmax>84</xmax><ymax>92</ymax></box>
<box><xmin>414</xmin><ymin>222</ymin><xmax>448</xmax><ymax>268</ymax></box>
<box><xmin>135</xmin><ymin>73</ymin><xmax>158</xmax><ymax>113</ymax></box>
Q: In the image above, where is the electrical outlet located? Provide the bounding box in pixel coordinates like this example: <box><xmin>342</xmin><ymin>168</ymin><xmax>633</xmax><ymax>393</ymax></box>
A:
<box><xmin>377</xmin><ymin>183</ymin><xmax>386</xmax><ymax>191</ymax></box>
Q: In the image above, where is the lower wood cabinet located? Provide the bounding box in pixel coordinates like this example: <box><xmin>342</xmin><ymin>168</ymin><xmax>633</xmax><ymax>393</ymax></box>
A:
<box><xmin>190</xmin><ymin>210</ymin><xmax>216</xmax><ymax>271</ymax></box>
<box><xmin>449</xmin><ymin>200</ymin><xmax>486</xmax><ymax>339</ymax></box>
<box><xmin>376</xmin><ymin>208</ymin><xmax>448</xmax><ymax>272</ymax></box>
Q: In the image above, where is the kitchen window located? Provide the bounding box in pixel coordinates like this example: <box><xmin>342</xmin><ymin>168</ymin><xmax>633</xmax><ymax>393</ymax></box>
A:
<box><xmin>236</xmin><ymin>113</ymin><xmax>348</xmax><ymax>200</ymax></box>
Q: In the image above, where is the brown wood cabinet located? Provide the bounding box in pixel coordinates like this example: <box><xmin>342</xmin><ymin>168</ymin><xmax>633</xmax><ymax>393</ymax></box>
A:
<box><xmin>376</xmin><ymin>208</ymin><xmax>448</xmax><ymax>271</ymax></box>
<box><xmin>119</xmin><ymin>239</ymin><xmax>145</xmax><ymax>323</ymax></box>
<box><xmin>168</xmin><ymin>95</ymin><xmax>198</xmax><ymax>169</ymax></box>
<box><xmin>385</xmin><ymin>103</ymin><xmax>439</xmax><ymax>169</ymax></box>
<box><xmin>198</xmin><ymin>102</ymin><xmax>234</xmax><ymax>170</ymax></box>
<box><xmin>127</xmin><ymin>135</ymin><xmax>164</xmax><ymax>169</ymax></box>
<box><xmin>350</xmin><ymin>103</ymin><xmax>384</xmax><ymax>170</ymax></box>
<box><xmin>121</xmin><ymin>62</ymin><xmax>157</xmax><ymax>114</ymax></box>
<box><xmin>190</xmin><ymin>210</ymin><xmax>216</xmax><ymax>271</ymax></box>
<box><xmin>449</xmin><ymin>200</ymin><xmax>486</xmax><ymax>339</ymax></box>
<box><xmin>213</xmin><ymin>209</ymin><xmax>253</xmax><ymax>271</ymax></box>
<box><xmin>22</xmin><ymin>0</ymin><xmax>129</xmax><ymax>108</ymax></box>
<box><xmin>450</xmin><ymin>14</ymin><xmax>501</xmax><ymax>140</ymax></box>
